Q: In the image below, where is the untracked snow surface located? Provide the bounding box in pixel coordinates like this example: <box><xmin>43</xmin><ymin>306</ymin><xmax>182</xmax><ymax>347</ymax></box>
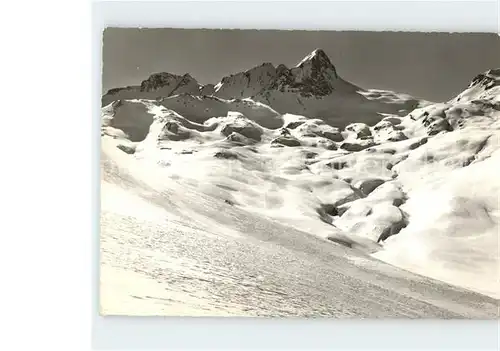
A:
<box><xmin>100</xmin><ymin>50</ymin><xmax>500</xmax><ymax>317</ymax></box>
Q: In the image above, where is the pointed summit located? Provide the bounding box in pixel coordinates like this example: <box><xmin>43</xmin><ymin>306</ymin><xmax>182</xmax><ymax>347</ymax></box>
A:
<box><xmin>294</xmin><ymin>49</ymin><xmax>338</xmax><ymax>82</ymax></box>
<box><xmin>296</xmin><ymin>49</ymin><xmax>335</xmax><ymax>70</ymax></box>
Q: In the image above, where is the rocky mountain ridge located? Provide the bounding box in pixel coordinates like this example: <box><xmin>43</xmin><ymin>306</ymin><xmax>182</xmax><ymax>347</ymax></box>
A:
<box><xmin>102</xmin><ymin>49</ymin><xmax>429</xmax><ymax>127</ymax></box>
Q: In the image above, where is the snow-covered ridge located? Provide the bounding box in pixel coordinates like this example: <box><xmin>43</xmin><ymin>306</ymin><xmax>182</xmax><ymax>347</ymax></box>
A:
<box><xmin>102</xmin><ymin>72</ymin><xmax>213</xmax><ymax>106</ymax></box>
<box><xmin>452</xmin><ymin>68</ymin><xmax>500</xmax><ymax>104</ymax></box>
<box><xmin>213</xmin><ymin>48</ymin><xmax>341</xmax><ymax>99</ymax></box>
<box><xmin>296</xmin><ymin>49</ymin><xmax>335</xmax><ymax>69</ymax></box>
<box><xmin>213</xmin><ymin>62</ymin><xmax>277</xmax><ymax>99</ymax></box>
<box><xmin>210</xmin><ymin>49</ymin><xmax>427</xmax><ymax>126</ymax></box>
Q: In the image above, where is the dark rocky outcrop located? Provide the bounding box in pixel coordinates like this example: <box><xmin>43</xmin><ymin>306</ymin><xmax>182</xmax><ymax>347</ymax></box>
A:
<box><xmin>340</xmin><ymin>140</ymin><xmax>376</xmax><ymax>152</ymax></box>
<box><xmin>221</xmin><ymin>122</ymin><xmax>263</xmax><ymax>141</ymax></box>
<box><xmin>214</xmin><ymin>150</ymin><xmax>238</xmax><ymax>160</ymax></box>
<box><xmin>271</xmin><ymin>135</ymin><xmax>302</xmax><ymax>147</ymax></box>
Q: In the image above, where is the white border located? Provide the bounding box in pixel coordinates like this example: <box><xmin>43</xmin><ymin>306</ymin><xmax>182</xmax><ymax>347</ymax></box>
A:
<box><xmin>92</xmin><ymin>1</ymin><xmax>500</xmax><ymax>350</ymax></box>
<box><xmin>94</xmin><ymin>0</ymin><xmax>500</xmax><ymax>32</ymax></box>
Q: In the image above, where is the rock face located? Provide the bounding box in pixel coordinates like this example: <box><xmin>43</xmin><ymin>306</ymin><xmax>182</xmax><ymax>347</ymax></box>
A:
<box><xmin>372</xmin><ymin>118</ymin><xmax>408</xmax><ymax>143</ymax></box>
<box><xmin>212</xmin><ymin>50</ymin><xmax>342</xmax><ymax>100</ymax></box>
<box><xmin>220</xmin><ymin>116</ymin><xmax>263</xmax><ymax>141</ymax></box>
<box><xmin>116</xmin><ymin>143</ymin><xmax>136</xmax><ymax>154</ymax></box>
<box><xmin>294</xmin><ymin>119</ymin><xmax>344</xmax><ymax>141</ymax></box>
<box><xmin>422</xmin><ymin>116</ymin><xmax>453</xmax><ymax>136</ymax></box>
<box><xmin>344</xmin><ymin>123</ymin><xmax>372</xmax><ymax>139</ymax></box>
<box><xmin>354</xmin><ymin>178</ymin><xmax>386</xmax><ymax>196</ymax></box>
<box><xmin>213</xmin><ymin>63</ymin><xmax>278</xmax><ymax>99</ymax></box>
<box><xmin>225</xmin><ymin>132</ymin><xmax>256</xmax><ymax>145</ymax></box>
<box><xmin>271</xmin><ymin>135</ymin><xmax>302</xmax><ymax>147</ymax></box>
<box><xmin>214</xmin><ymin>150</ymin><xmax>238</xmax><ymax>160</ymax></box>
<box><xmin>140</xmin><ymin>73</ymin><xmax>198</xmax><ymax>94</ymax></box>
<box><xmin>102</xmin><ymin>72</ymin><xmax>204</xmax><ymax>106</ymax></box>
<box><xmin>199</xmin><ymin>83</ymin><xmax>216</xmax><ymax>96</ymax></box>
<box><xmin>453</xmin><ymin>68</ymin><xmax>500</xmax><ymax>103</ymax></box>
<box><xmin>340</xmin><ymin>140</ymin><xmax>375</xmax><ymax>152</ymax></box>
<box><xmin>269</xmin><ymin>49</ymin><xmax>340</xmax><ymax>98</ymax></box>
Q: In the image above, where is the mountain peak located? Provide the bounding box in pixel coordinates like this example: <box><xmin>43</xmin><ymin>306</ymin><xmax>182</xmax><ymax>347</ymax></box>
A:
<box><xmin>139</xmin><ymin>72</ymin><xmax>199</xmax><ymax>93</ymax></box>
<box><xmin>296</xmin><ymin>49</ymin><xmax>333</xmax><ymax>68</ymax></box>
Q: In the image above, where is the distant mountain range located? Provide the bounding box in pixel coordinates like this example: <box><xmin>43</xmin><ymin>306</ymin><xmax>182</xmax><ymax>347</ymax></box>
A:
<box><xmin>102</xmin><ymin>49</ymin><xmax>432</xmax><ymax>128</ymax></box>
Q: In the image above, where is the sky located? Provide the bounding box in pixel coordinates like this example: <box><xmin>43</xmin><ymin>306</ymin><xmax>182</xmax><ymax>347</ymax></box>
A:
<box><xmin>102</xmin><ymin>29</ymin><xmax>500</xmax><ymax>101</ymax></box>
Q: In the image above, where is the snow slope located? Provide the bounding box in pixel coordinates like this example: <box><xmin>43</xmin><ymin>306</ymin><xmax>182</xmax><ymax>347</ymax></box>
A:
<box><xmin>100</xmin><ymin>127</ymin><xmax>498</xmax><ymax>318</ymax></box>
<box><xmin>101</xmin><ymin>52</ymin><xmax>500</xmax><ymax>304</ymax></box>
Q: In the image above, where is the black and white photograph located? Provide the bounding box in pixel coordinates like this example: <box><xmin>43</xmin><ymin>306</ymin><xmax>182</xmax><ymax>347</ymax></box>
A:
<box><xmin>99</xmin><ymin>28</ymin><xmax>499</xmax><ymax>318</ymax></box>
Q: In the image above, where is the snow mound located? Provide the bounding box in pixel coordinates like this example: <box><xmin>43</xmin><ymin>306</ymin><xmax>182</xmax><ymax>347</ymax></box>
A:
<box><xmin>292</xmin><ymin>119</ymin><xmax>344</xmax><ymax>142</ymax></box>
<box><xmin>160</xmin><ymin>95</ymin><xmax>283</xmax><ymax>128</ymax></box>
<box><xmin>271</xmin><ymin>134</ymin><xmax>302</xmax><ymax>147</ymax></box>
<box><xmin>374</xmin><ymin>150</ymin><xmax>500</xmax><ymax>298</ymax></box>
<box><xmin>218</xmin><ymin>112</ymin><xmax>264</xmax><ymax>141</ymax></box>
